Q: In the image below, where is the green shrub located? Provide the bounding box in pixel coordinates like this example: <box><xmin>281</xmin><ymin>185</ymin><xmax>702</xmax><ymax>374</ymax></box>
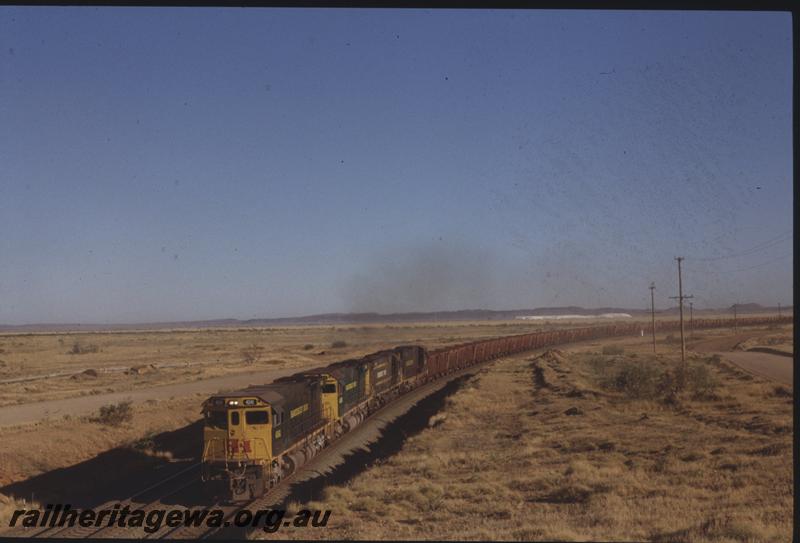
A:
<box><xmin>302</xmin><ymin>344</ymin><xmax>315</xmax><ymax>350</ymax></box>
<box><xmin>331</xmin><ymin>340</ymin><xmax>347</xmax><ymax>348</ymax></box>
<box><xmin>96</xmin><ymin>401</ymin><xmax>133</xmax><ymax>426</ymax></box>
<box><xmin>687</xmin><ymin>363</ymin><xmax>719</xmax><ymax>398</ymax></box>
<box><xmin>656</xmin><ymin>369</ymin><xmax>681</xmax><ymax>399</ymax></box>
<box><xmin>773</xmin><ymin>386</ymin><xmax>792</xmax><ymax>398</ymax></box>
<box><xmin>610</xmin><ymin>362</ymin><xmax>660</xmax><ymax>398</ymax></box>
<box><xmin>68</xmin><ymin>341</ymin><xmax>100</xmax><ymax>355</ymax></box>
<box><xmin>588</xmin><ymin>355</ymin><xmax>608</xmax><ymax>368</ymax></box>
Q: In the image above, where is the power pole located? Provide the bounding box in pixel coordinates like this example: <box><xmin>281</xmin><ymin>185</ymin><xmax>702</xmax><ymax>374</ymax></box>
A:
<box><xmin>733</xmin><ymin>303</ymin><xmax>738</xmax><ymax>334</ymax></box>
<box><xmin>689</xmin><ymin>301</ymin><xmax>693</xmax><ymax>338</ymax></box>
<box><xmin>778</xmin><ymin>303</ymin><xmax>781</xmax><ymax>318</ymax></box>
<box><xmin>649</xmin><ymin>282</ymin><xmax>656</xmax><ymax>353</ymax></box>
<box><xmin>669</xmin><ymin>257</ymin><xmax>693</xmax><ymax>364</ymax></box>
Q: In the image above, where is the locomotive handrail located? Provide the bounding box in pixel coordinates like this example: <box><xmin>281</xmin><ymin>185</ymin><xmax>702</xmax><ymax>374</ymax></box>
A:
<box><xmin>202</xmin><ymin>437</ymin><xmax>270</xmax><ymax>466</ymax></box>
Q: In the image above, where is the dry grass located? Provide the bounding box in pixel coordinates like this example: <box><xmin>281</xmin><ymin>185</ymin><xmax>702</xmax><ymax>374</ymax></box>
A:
<box><xmin>268</xmin><ymin>331</ymin><xmax>792</xmax><ymax>541</ymax></box>
<box><xmin>0</xmin><ymin>396</ymin><xmax>201</xmax><ymax>487</ymax></box>
<box><xmin>0</xmin><ymin>320</ymin><xmax>597</xmax><ymax>490</ymax></box>
<box><xmin>733</xmin><ymin>332</ymin><xmax>793</xmax><ymax>356</ymax></box>
<box><xmin>0</xmin><ymin>321</ymin><xmax>572</xmax><ymax>407</ymax></box>
<box><xmin>0</xmin><ymin>493</ymin><xmax>38</xmax><ymax>530</ymax></box>
<box><xmin>0</xmin><ymin>321</ymin><xmax>790</xmax><ymax>541</ymax></box>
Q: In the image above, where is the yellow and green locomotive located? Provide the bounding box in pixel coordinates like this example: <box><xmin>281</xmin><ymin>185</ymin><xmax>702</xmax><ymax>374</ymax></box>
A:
<box><xmin>201</xmin><ymin>346</ymin><xmax>426</xmax><ymax>501</ymax></box>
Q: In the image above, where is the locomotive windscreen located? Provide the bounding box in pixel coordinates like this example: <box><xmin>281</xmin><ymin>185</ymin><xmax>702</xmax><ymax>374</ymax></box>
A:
<box><xmin>205</xmin><ymin>411</ymin><xmax>227</xmax><ymax>429</ymax></box>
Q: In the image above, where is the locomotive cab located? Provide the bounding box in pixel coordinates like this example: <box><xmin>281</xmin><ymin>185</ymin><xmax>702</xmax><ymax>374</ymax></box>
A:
<box><xmin>201</xmin><ymin>395</ymin><xmax>274</xmax><ymax>500</ymax></box>
<box><xmin>202</xmin><ymin>397</ymin><xmax>272</xmax><ymax>461</ymax></box>
<box><xmin>201</xmin><ymin>379</ymin><xmax>328</xmax><ymax>502</ymax></box>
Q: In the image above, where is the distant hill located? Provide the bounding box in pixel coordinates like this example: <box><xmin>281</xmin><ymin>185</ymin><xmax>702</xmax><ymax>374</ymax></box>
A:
<box><xmin>729</xmin><ymin>303</ymin><xmax>765</xmax><ymax>312</ymax></box>
<box><xmin>0</xmin><ymin>304</ymin><xmax>790</xmax><ymax>333</ymax></box>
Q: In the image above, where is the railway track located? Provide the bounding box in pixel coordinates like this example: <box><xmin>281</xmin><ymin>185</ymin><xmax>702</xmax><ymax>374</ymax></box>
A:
<box><xmin>162</xmin><ymin>360</ymin><xmax>490</xmax><ymax>539</ymax></box>
<box><xmin>6</xmin><ymin>359</ymin><xmax>489</xmax><ymax>540</ymax></box>
<box><xmin>3</xmin><ymin>316</ymin><xmax>790</xmax><ymax>539</ymax></box>
<box><xmin>4</xmin><ymin>463</ymin><xmax>202</xmax><ymax>539</ymax></box>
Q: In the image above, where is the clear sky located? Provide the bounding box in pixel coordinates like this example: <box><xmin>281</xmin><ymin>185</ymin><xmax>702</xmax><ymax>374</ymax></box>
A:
<box><xmin>0</xmin><ymin>8</ymin><xmax>793</xmax><ymax>324</ymax></box>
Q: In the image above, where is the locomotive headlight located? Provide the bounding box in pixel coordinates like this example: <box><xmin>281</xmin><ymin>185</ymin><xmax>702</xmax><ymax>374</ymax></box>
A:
<box><xmin>228</xmin><ymin>400</ymin><xmax>239</xmax><ymax>406</ymax></box>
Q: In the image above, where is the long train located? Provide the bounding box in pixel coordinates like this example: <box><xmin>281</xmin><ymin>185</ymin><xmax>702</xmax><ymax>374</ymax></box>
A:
<box><xmin>200</xmin><ymin>315</ymin><xmax>790</xmax><ymax>501</ymax></box>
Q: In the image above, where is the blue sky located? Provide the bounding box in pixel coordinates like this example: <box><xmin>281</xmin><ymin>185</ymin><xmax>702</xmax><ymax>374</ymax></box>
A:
<box><xmin>0</xmin><ymin>8</ymin><xmax>792</xmax><ymax>324</ymax></box>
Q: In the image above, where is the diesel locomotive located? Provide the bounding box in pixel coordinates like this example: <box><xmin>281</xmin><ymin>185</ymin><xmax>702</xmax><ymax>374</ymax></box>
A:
<box><xmin>201</xmin><ymin>345</ymin><xmax>428</xmax><ymax>501</ymax></box>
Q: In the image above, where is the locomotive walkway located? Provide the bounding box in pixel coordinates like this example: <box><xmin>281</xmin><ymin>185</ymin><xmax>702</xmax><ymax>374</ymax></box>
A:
<box><xmin>0</xmin><ymin>366</ymin><xmax>304</xmax><ymax>428</ymax></box>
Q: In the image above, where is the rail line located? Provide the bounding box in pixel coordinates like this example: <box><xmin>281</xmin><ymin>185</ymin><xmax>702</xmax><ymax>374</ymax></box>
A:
<box><xmin>160</xmin><ymin>316</ymin><xmax>794</xmax><ymax>540</ymax></box>
<box><xmin>166</xmin><ymin>360</ymin><xmax>489</xmax><ymax>540</ymax></box>
<box><xmin>4</xmin><ymin>315</ymin><xmax>790</xmax><ymax>540</ymax></box>
<box><xmin>5</xmin><ymin>463</ymin><xmax>202</xmax><ymax>539</ymax></box>
<box><xmin>3</xmin><ymin>359</ymin><xmax>485</xmax><ymax>540</ymax></box>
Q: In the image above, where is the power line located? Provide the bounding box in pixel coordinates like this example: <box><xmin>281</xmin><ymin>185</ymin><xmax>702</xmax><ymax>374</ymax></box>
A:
<box><xmin>649</xmin><ymin>282</ymin><xmax>656</xmax><ymax>354</ymax></box>
<box><xmin>669</xmin><ymin>257</ymin><xmax>693</xmax><ymax>364</ymax></box>
<box><xmin>714</xmin><ymin>253</ymin><xmax>792</xmax><ymax>274</ymax></box>
<box><xmin>689</xmin><ymin>230</ymin><xmax>792</xmax><ymax>262</ymax></box>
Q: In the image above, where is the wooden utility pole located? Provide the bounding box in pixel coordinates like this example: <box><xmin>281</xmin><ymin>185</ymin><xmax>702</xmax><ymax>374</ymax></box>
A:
<box><xmin>669</xmin><ymin>257</ymin><xmax>693</xmax><ymax>363</ymax></box>
<box><xmin>649</xmin><ymin>282</ymin><xmax>656</xmax><ymax>353</ymax></box>
<box><xmin>689</xmin><ymin>301</ymin><xmax>693</xmax><ymax>338</ymax></box>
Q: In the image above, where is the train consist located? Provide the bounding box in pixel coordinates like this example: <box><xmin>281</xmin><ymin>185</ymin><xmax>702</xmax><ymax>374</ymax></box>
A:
<box><xmin>201</xmin><ymin>315</ymin><xmax>790</xmax><ymax>501</ymax></box>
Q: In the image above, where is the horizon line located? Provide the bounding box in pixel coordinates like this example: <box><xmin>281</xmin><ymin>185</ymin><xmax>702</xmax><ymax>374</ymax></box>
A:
<box><xmin>0</xmin><ymin>303</ymin><xmax>791</xmax><ymax>330</ymax></box>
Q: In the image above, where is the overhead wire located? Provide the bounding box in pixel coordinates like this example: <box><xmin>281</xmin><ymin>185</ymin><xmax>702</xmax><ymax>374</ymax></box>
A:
<box><xmin>688</xmin><ymin>230</ymin><xmax>792</xmax><ymax>262</ymax></box>
<box><xmin>713</xmin><ymin>253</ymin><xmax>793</xmax><ymax>274</ymax></box>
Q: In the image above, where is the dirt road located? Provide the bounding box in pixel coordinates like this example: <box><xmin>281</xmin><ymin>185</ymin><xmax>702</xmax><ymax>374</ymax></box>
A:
<box><xmin>690</xmin><ymin>333</ymin><xmax>793</xmax><ymax>386</ymax></box>
<box><xmin>0</xmin><ymin>367</ymin><xmax>301</xmax><ymax>428</ymax></box>
<box><xmin>713</xmin><ymin>351</ymin><xmax>793</xmax><ymax>386</ymax></box>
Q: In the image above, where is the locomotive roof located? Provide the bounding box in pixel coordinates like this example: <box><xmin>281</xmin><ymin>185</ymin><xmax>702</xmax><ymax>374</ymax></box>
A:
<box><xmin>211</xmin><ymin>377</ymin><xmax>314</xmax><ymax>408</ymax></box>
<box><xmin>208</xmin><ymin>345</ymin><xmax>426</xmax><ymax>406</ymax></box>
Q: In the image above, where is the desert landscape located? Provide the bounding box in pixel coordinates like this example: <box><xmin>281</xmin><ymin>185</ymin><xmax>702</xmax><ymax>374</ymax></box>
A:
<box><xmin>0</xmin><ymin>320</ymin><xmax>587</xmax><ymax>410</ymax></box>
<box><xmin>0</xmin><ymin>319</ymin><xmax>590</xmax><ymax>506</ymax></box>
<box><xmin>2</xmin><ymin>6</ymin><xmax>792</xmax><ymax>542</ymax></box>
<box><xmin>0</xmin><ymin>316</ymin><xmax>792</xmax><ymax>541</ymax></box>
<box><xmin>269</xmin><ymin>322</ymin><xmax>794</xmax><ymax>542</ymax></box>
